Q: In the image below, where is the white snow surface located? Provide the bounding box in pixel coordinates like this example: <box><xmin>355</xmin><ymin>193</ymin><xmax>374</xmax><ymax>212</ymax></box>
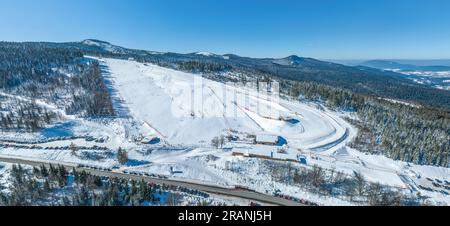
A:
<box><xmin>97</xmin><ymin>57</ymin><xmax>349</xmax><ymax>151</ymax></box>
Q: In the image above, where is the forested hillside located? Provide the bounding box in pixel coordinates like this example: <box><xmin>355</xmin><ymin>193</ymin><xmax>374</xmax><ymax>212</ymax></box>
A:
<box><xmin>80</xmin><ymin>39</ymin><xmax>449</xmax><ymax>167</ymax></box>
<box><xmin>0</xmin><ymin>42</ymin><xmax>114</xmax><ymax>131</ymax></box>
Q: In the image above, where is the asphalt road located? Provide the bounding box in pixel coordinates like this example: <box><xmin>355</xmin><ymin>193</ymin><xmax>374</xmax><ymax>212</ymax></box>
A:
<box><xmin>0</xmin><ymin>156</ymin><xmax>305</xmax><ymax>206</ymax></box>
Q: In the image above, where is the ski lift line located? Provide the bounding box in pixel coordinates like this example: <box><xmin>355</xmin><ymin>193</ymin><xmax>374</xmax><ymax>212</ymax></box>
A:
<box><xmin>234</xmin><ymin>88</ymin><xmax>275</xmax><ymax>103</ymax></box>
<box><xmin>224</xmin><ymin>88</ymin><xmax>285</xmax><ymax>129</ymax></box>
<box><xmin>205</xmin><ymin>86</ymin><xmax>232</xmax><ymax>128</ymax></box>
<box><xmin>231</xmin><ymin>89</ymin><xmax>305</xmax><ymax>122</ymax></box>
<box><xmin>0</xmin><ymin>91</ymin><xmax>71</xmax><ymax>120</ymax></box>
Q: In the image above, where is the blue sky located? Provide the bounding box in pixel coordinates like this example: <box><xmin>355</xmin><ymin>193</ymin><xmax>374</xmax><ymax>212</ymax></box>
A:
<box><xmin>1</xmin><ymin>0</ymin><xmax>450</xmax><ymax>59</ymax></box>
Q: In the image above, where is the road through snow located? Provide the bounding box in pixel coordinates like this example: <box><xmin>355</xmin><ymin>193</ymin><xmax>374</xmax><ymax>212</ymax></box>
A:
<box><xmin>2</xmin><ymin>57</ymin><xmax>449</xmax><ymax>206</ymax></box>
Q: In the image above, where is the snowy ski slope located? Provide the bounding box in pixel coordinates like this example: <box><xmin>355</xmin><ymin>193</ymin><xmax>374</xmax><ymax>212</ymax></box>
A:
<box><xmin>99</xmin><ymin>57</ymin><xmax>349</xmax><ymax>150</ymax></box>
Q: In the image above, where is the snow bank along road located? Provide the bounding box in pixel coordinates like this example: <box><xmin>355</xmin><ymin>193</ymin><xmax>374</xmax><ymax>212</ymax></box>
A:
<box><xmin>0</xmin><ymin>155</ymin><xmax>304</xmax><ymax>206</ymax></box>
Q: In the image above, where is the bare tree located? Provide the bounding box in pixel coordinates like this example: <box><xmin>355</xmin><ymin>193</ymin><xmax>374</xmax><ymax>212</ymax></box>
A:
<box><xmin>117</xmin><ymin>147</ymin><xmax>128</xmax><ymax>165</ymax></box>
